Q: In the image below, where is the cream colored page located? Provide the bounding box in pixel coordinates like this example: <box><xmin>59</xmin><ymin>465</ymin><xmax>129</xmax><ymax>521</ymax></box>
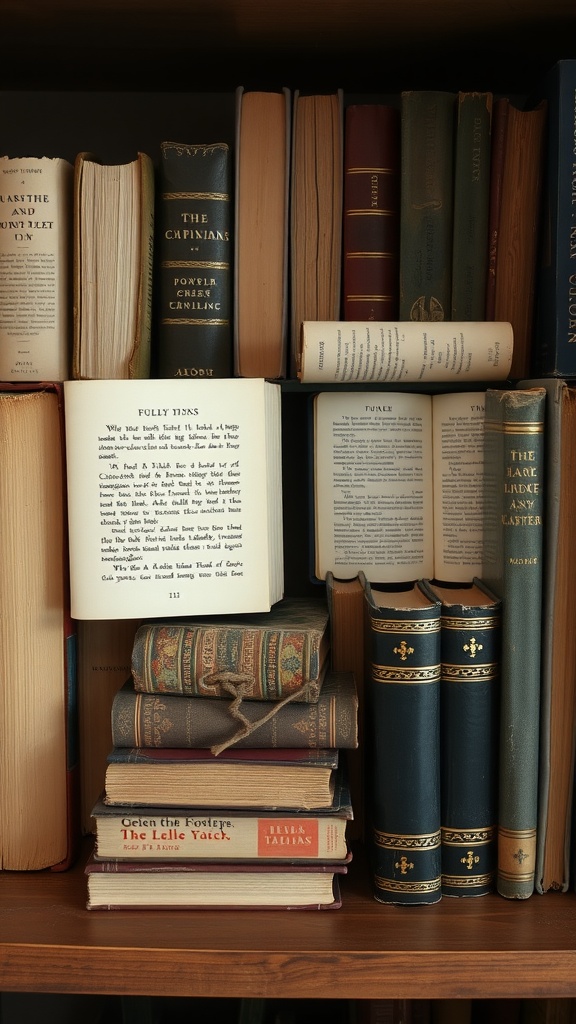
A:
<box><xmin>64</xmin><ymin>378</ymin><xmax>281</xmax><ymax>619</ymax></box>
<box><xmin>0</xmin><ymin>157</ymin><xmax>72</xmax><ymax>381</ymax></box>
<box><xmin>314</xmin><ymin>391</ymin><xmax>434</xmax><ymax>583</ymax></box>
<box><xmin>299</xmin><ymin>321</ymin><xmax>513</xmax><ymax>384</ymax></box>
<box><xmin>432</xmin><ymin>390</ymin><xmax>486</xmax><ymax>582</ymax></box>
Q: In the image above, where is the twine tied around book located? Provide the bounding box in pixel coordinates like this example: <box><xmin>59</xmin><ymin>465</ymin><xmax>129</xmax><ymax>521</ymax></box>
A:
<box><xmin>210</xmin><ymin>675</ymin><xmax>317</xmax><ymax>755</ymax></box>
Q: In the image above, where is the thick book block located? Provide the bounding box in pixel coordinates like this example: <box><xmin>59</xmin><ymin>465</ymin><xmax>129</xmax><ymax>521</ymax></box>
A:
<box><xmin>342</xmin><ymin>103</ymin><xmax>400</xmax><ymax>322</ymax></box>
<box><xmin>73</xmin><ymin>151</ymin><xmax>154</xmax><ymax>379</ymax></box>
<box><xmin>85</xmin><ymin>854</ymin><xmax>347</xmax><ymax>910</ymax></box>
<box><xmin>131</xmin><ymin>597</ymin><xmax>330</xmax><ymax>702</ymax></box>
<box><xmin>422</xmin><ymin>579</ymin><xmax>501</xmax><ymax>897</ymax></box>
<box><xmin>363</xmin><ymin>576</ymin><xmax>442</xmax><ymax>906</ymax></box>
<box><xmin>111</xmin><ymin>670</ymin><xmax>358</xmax><ymax>753</ymax></box>
<box><xmin>156</xmin><ymin>141</ymin><xmax>232</xmax><ymax>379</ymax></box>
<box><xmin>63</xmin><ymin>377</ymin><xmax>283</xmax><ymax>620</ymax></box>
<box><xmin>482</xmin><ymin>386</ymin><xmax>546</xmax><ymax>899</ymax></box>
<box><xmin>399</xmin><ymin>90</ymin><xmax>455</xmax><ymax>322</ymax></box>
<box><xmin>0</xmin><ymin>156</ymin><xmax>73</xmax><ymax>382</ymax></box>
<box><xmin>290</xmin><ymin>89</ymin><xmax>343</xmax><ymax>377</ymax></box>
<box><xmin>531</xmin><ymin>61</ymin><xmax>576</xmax><ymax>377</ymax></box>
<box><xmin>0</xmin><ymin>384</ymin><xmax>78</xmax><ymax>870</ymax></box>
<box><xmin>104</xmin><ymin>747</ymin><xmax>340</xmax><ymax>811</ymax></box>
<box><xmin>234</xmin><ymin>87</ymin><xmax>290</xmax><ymax>378</ymax></box>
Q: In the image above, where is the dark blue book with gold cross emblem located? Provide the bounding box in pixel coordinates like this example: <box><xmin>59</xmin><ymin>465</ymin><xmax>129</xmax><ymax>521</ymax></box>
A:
<box><xmin>362</xmin><ymin>574</ymin><xmax>442</xmax><ymax>905</ymax></box>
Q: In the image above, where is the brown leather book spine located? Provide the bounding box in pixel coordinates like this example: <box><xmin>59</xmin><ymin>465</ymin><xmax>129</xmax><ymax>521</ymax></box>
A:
<box><xmin>342</xmin><ymin>104</ymin><xmax>400</xmax><ymax>321</ymax></box>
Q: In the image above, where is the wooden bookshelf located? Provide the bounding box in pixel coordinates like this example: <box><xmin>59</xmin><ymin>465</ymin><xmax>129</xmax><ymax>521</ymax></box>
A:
<box><xmin>2</xmin><ymin>0</ymin><xmax>576</xmax><ymax>1009</ymax></box>
<box><xmin>2</xmin><ymin>839</ymin><xmax>576</xmax><ymax>1000</ymax></box>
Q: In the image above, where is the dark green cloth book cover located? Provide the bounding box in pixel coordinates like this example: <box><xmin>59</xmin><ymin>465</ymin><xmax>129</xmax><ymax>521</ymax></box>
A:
<box><xmin>451</xmin><ymin>91</ymin><xmax>492</xmax><ymax>320</ymax></box>
<box><xmin>482</xmin><ymin>387</ymin><xmax>546</xmax><ymax>899</ymax></box>
<box><xmin>399</xmin><ymin>90</ymin><xmax>455</xmax><ymax>322</ymax></box>
<box><xmin>362</xmin><ymin>575</ymin><xmax>442</xmax><ymax>905</ymax></box>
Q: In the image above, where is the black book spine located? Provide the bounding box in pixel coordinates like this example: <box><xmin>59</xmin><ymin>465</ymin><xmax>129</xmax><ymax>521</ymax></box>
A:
<box><xmin>156</xmin><ymin>141</ymin><xmax>232</xmax><ymax>378</ymax></box>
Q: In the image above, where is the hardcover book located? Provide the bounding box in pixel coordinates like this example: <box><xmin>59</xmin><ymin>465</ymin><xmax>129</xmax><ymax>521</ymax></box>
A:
<box><xmin>85</xmin><ymin>853</ymin><xmax>347</xmax><ymax>910</ymax></box>
<box><xmin>482</xmin><ymin>386</ymin><xmax>546</xmax><ymax>898</ymax></box>
<box><xmin>297</xmin><ymin>319</ymin><xmax>513</xmax><ymax>385</ymax></box>
<box><xmin>0</xmin><ymin>384</ymin><xmax>78</xmax><ymax>870</ymax></box>
<box><xmin>342</xmin><ymin>103</ymin><xmax>400</xmax><ymax>322</ymax></box>
<box><xmin>421</xmin><ymin>579</ymin><xmax>500</xmax><ymax>897</ymax></box>
<box><xmin>111</xmin><ymin>670</ymin><xmax>358</xmax><ymax>753</ymax></box>
<box><xmin>156</xmin><ymin>141</ymin><xmax>232</xmax><ymax>379</ymax></box>
<box><xmin>362</xmin><ymin>576</ymin><xmax>442</xmax><ymax>905</ymax></box>
<box><xmin>531</xmin><ymin>60</ymin><xmax>576</xmax><ymax>377</ymax></box>
<box><xmin>92</xmin><ymin>770</ymin><xmax>352</xmax><ymax>861</ymax></box>
<box><xmin>73</xmin><ymin>151</ymin><xmax>154</xmax><ymax>380</ymax></box>
<box><xmin>290</xmin><ymin>89</ymin><xmax>343</xmax><ymax>376</ymax></box>
<box><xmin>104</xmin><ymin>746</ymin><xmax>340</xmax><ymax>810</ymax></box>
<box><xmin>0</xmin><ymin>156</ymin><xmax>73</xmax><ymax>382</ymax></box>
<box><xmin>63</xmin><ymin>377</ymin><xmax>283</xmax><ymax>620</ymax></box>
<box><xmin>520</xmin><ymin>378</ymin><xmax>576</xmax><ymax>893</ymax></box>
<box><xmin>485</xmin><ymin>97</ymin><xmax>509</xmax><ymax>320</ymax></box>
<box><xmin>451</xmin><ymin>91</ymin><xmax>492</xmax><ymax>320</ymax></box>
<box><xmin>313</xmin><ymin>389</ymin><xmax>488</xmax><ymax>585</ymax></box>
<box><xmin>399</xmin><ymin>90</ymin><xmax>455</xmax><ymax>322</ymax></box>
<box><xmin>234</xmin><ymin>88</ymin><xmax>291</xmax><ymax>378</ymax></box>
<box><xmin>131</xmin><ymin>597</ymin><xmax>330</xmax><ymax>702</ymax></box>
<box><xmin>492</xmin><ymin>99</ymin><xmax>547</xmax><ymax>378</ymax></box>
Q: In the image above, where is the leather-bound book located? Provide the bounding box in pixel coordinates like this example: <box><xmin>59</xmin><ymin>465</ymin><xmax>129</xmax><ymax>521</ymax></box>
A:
<box><xmin>342</xmin><ymin>103</ymin><xmax>400</xmax><ymax>322</ymax></box>
<box><xmin>156</xmin><ymin>141</ymin><xmax>232</xmax><ymax>379</ymax></box>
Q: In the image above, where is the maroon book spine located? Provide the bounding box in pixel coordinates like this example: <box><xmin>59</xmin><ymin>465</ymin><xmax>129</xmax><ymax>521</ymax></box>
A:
<box><xmin>342</xmin><ymin>103</ymin><xmax>400</xmax><ymax>321</ymax></box>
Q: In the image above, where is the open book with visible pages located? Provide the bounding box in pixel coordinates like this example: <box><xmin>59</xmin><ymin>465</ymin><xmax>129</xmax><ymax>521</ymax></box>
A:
<box><xmin>63</xmin><ymin>377</ymin><xmax>283</xmax><ymax>620</ymax></box>
<box><xmin>313</xmin><ymin>389</ymin><xmax>487</xmax><ymax>584</ymax></box>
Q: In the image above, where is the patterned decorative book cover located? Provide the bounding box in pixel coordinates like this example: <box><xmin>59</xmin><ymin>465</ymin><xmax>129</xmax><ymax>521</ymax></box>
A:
<box><xmin>131</xmin><ymin>597</ymin><xmax>330</xmax><ymax>702</ymax></box>
<box><xmin>112</xmin><ymin>670</ymin><xmax>358</xmax><ymax>754</ymax></box>
<box><xmin>362</xmin><ymin>575</ymin><xmax>442</xmax><ymax>906</ymax></box>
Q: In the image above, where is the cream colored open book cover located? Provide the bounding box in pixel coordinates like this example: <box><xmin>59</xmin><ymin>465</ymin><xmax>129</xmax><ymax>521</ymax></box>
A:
<box><xmin>314</xmin><ymin>389</ymin><xmax>486</xmax><ymax>583</ymax></box>
<box><xmin>64</xmin><ymin>378</ymin><xmax>283</xmax><ymax>619</ymax></box>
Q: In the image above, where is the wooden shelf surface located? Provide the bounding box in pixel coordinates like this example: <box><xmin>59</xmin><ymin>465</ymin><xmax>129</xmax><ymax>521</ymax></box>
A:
<box><xmin>2</xmin><ymin>841</ymin><xmax>576</xmax><ymax>1000</ymax></box>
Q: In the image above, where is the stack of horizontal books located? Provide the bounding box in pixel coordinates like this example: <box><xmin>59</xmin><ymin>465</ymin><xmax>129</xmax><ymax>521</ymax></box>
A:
<box><xmin>86</xmin><ymin>596</ymin><xmax>358</xmax><ymax>910</ymax></box>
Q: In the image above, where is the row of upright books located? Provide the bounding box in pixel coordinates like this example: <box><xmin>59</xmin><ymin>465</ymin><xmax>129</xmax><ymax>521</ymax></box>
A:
<box><xmin>85</xmin><ymin>598</ymin><xmax>359</xmax><ymax>910</ymax></box>
<box><xmin>1</xmin><ymin>60</ymin><xmax>575</xmax><ymax>387</ymax></box>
